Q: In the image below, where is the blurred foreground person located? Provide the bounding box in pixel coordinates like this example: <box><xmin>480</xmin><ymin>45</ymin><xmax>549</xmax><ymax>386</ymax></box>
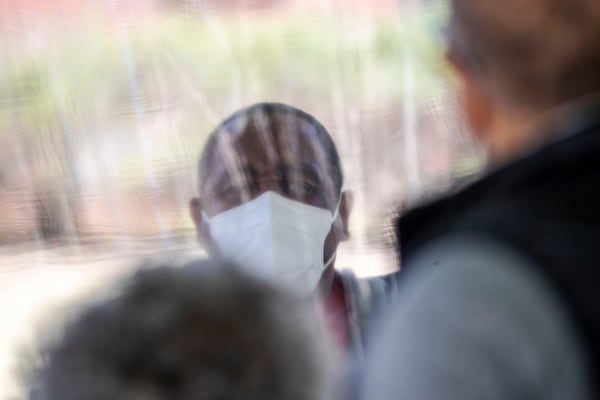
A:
<box><xmin>190</xmin><ymin>103</ymin><xmax>397</xmax><ymax>358</ymax></box>
<box><xmin>29</xmin><ymin>260</ymin><xmax>333</xmax><ymax>400</ymax></box>
<box><xmin>364</xmin><ymin>0</ymin><xmax>600</xmax><ymax>399</ymax></box>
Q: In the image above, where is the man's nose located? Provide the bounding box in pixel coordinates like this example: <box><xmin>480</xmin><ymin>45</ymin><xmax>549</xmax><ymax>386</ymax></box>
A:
<box><xmin>256</xmin><ymin>176</ymin><xmax>284</xmax><ymax>196</ymax></box>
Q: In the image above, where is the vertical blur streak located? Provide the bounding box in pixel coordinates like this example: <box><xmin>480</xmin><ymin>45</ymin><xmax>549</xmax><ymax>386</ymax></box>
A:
<box><xmin>196</xmin><ymin>10</ymin><xmax>252</xmax><ymax>205</ymax></box>
<box><xmin>402</xmin><ymin>33</ymin><xmax>421</xmax><ymax>194</ymax></box>
<box><xmin>48</xmin><ymin>63</ymin><xmax>81</xmax><ymax>249</ymax></box>
<box><xmin>324</xmin><ymin>2</ymin><xmax>368</xmax><ymax>252</ymax></box>
<box><xmin>119</xmin><ymin>23</ymin><xmax>170</xmax><ymax>246</ymax></box>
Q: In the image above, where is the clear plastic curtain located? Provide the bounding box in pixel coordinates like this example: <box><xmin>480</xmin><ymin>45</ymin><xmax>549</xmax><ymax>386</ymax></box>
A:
<box><xmin>0</xmin><ymin>0</ymin><xmax>482</xmax><ymax>397</ymax></box>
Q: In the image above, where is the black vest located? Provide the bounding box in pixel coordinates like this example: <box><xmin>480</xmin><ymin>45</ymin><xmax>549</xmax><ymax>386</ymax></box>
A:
<box><xmin>397</xmin><ymin>110</ymin><xmax>600</xmax><ymax>392</ymax></box>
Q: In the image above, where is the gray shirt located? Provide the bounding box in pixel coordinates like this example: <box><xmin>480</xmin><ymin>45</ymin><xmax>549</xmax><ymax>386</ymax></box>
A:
<box><xmin>362</xmin><ymin>235</ymin><xmax>592</xmax><ymax>400</ymax></box>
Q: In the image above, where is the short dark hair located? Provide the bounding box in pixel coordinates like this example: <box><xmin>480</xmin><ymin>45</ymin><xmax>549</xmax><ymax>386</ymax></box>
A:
<box><xmin>449</xmin><ymin>0</ymin><xmax>600</xmax><ymax>108</ymax></box>
<box><xmin>29</xmin><ymin>260</ymin><xmax>332</xmax><ymax>400</ymax></box>
<box><xmin>199</xmin><ymin>103</ymin><xmax>344</xmax><ymax>195</ymax></box>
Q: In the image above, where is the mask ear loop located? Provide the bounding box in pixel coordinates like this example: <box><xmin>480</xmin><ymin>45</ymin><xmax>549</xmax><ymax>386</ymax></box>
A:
<box><xmin>331</xmin><ymin>193</ymin><xmax>343</xmax><ymax>221</ymax></box>
<box><xmin>324</xmin><ymin>250</ymin><xmax>337</xmax><ymax>269</ymax></box>
<box><xmin>324</xmin><ymin>192</ymin><xmax>344</xmax><ymax>268</ymax></box>
<box><xmin>201</xmin><ymin>211</ymin><xmax>211</xmax><ymax>223</ymax></box>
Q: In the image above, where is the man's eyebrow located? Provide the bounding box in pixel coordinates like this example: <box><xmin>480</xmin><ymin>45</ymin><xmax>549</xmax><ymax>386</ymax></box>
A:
<box><xmin>207</xmin><ymin>163</ymin><xmax>256</xmax><ymax>188</ymax></box>
<box><xmin>281</xmin><ymin>162</ymin><xmax>322</xmax><ymax>183</ymax></box>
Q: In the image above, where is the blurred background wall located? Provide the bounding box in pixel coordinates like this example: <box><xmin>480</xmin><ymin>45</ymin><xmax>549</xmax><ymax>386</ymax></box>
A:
<box><xmin>0</xmin><ymin>0</ymin><xmax>482</xmax><ymax>398</ymax></box>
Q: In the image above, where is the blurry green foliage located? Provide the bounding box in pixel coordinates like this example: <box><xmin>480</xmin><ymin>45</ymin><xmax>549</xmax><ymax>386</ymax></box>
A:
<box><xmin>0</xmin><ymin>8</ymin><xmax>449</xmax><ymax>187</ymax></box>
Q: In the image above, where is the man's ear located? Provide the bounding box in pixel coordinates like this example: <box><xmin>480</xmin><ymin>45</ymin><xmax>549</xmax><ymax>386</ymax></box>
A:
<box><xmin>189</xmin><ymin>197</ymin><xmax>210</xmax><ymax>245</ymax></box>
<box><xmin>189</xmin><ymin>197</ymin><xmax>202</xmax><ymax>227</ymax></box>
<box><xmin>338</xmin><ymin>190</ymin><xmax>353</xmax><ymax>241</ymax></box>
<box><xmin>446</xmin><ymin>50</ymin><xmax>494</xmax><ymax>143</ymax></box>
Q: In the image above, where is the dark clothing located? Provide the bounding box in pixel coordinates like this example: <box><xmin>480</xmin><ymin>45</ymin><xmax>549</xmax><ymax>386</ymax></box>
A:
<box><xmin>396</xmin><ymin>105</ymin><xmax>600</xmax><ymax>395</ymax></box>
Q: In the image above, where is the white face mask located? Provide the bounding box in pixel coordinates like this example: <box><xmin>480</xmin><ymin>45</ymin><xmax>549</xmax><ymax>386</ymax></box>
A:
<box><xmin>202</xmin><ymin>191</ymin><xmax>340</xmax><ymax>294</ymax></box>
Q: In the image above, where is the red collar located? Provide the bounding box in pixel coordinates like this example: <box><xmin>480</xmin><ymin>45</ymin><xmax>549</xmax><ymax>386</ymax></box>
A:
<box><xmin>322</xmin><ymin>278</ymin><xmax>350</xmax><ymax>349</ymax></box>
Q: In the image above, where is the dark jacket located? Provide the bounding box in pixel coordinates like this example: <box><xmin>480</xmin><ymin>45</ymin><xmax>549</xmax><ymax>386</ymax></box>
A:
<box><xmin>396</xmin><ymin>105</ymin><xmax>600</xmax><ymax>395</ymax></box>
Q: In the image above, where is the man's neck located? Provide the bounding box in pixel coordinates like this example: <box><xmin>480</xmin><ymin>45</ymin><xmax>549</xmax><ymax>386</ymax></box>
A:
<box><xmin>487</xmin><ymin>93</ymin><xmax>600</xmax><ymax>166</ymax></box>
<box><xmin>316</xmin><ymin>266</ymin><xmax>336</xmax><ymax>299</ymax></box>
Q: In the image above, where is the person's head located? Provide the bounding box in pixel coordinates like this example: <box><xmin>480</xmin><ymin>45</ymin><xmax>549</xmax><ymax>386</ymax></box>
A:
<box><xmin>446</xmin><ymin>0</ymin><xmax>600</xmax><ymax>161</ymax></box>
<box><xmin>190</xmin><ymin>103</ymin><xmax>352</xmax><ymax>297</ymax></box>
<box><xmin>30</xmin><ymin>260</ymin><xmax>333</xmax><ymax>400</ymax></box>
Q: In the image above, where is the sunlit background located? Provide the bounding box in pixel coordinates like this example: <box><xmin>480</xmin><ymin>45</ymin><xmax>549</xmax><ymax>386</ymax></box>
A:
<box><xmin>0</xmin><ymin>0</ymin><xmax>482</xmax><ymax>398</ymax></box>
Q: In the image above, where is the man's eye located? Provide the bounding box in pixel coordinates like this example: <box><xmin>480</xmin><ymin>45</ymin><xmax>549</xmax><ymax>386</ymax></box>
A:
<box><xmin>285</xmin><ymin>180</ymin><xmax>317</xmax><ymax>198</ymax></box>
<box><xmin>219</xmin><ymin>186</ymin><xmax>242</xmax><ymax>199</ymax></box>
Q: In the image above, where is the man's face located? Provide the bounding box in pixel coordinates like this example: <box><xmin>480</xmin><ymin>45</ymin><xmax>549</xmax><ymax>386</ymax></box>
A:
<box><xmin>200</xmin><ymin>113</ymin><xmax>339</xmax><ymax>215</ymax></box>
<box><xmin>190</xmin><ymin>111</ymin><xmax>350</xmax><ymax>294</ymax></box>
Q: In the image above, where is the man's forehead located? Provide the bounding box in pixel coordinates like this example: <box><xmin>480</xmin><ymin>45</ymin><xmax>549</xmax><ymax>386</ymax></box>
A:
<box><xmin>215</xmin><ymin>112</ymin><xmax>329</xmax><ymax>164</ymax></box>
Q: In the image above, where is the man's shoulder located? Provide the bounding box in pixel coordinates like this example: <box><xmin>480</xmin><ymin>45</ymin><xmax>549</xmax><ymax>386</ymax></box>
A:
<box><xmin>367</xmin><ymin>233</ymin><xmax>592</xmax><ymax>399</ymax></box>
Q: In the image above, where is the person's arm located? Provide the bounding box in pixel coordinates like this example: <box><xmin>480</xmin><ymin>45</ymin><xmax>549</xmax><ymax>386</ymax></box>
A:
<box><xmin>362</xmin><ymin>235</ymin><xmax>591</xmax><ymax>400</ymax></box>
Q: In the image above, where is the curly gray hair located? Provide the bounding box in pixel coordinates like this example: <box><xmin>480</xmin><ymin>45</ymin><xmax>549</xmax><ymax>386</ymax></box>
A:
<box><xmin>29</xmin><ymin>259</ymin><xmax>334</xmax><ymax>400</ymax></box>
